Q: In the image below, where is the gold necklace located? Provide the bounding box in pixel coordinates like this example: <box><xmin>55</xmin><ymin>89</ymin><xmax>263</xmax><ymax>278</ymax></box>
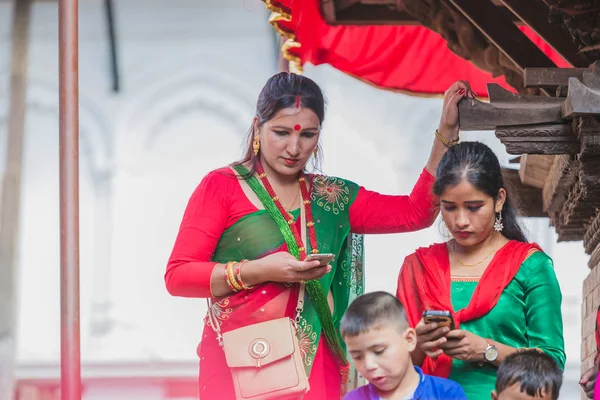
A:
<box><xmin>452</xmin><ymin>240</ymin><xmax>498</xmax><ymax>267</ymax></box>
<box><xmin>283</xmin><ymin>185</ymin><xmax>301</xmax><ymax>213</ymax></box>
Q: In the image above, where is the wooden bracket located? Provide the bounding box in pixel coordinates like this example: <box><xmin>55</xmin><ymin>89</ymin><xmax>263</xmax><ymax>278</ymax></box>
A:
<box><xmin>562</xmin><ymin>77</ymin><xmax>600</xmax><ymax>119</ymax></box>
<box><xmin>495</xmin><ymin>124</ymin><xmax>579</xmax><ymax>155</ymax></box>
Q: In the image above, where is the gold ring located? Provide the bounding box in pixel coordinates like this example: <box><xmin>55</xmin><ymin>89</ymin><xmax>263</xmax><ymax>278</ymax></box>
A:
<box><xmin>299</xmin><ymin>279</ymin><xmax>306</xmax><ymax>284</ymax></box>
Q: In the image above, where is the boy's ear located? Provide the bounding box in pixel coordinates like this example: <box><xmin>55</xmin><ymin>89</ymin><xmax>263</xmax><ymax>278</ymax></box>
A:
<box><xmin>491</xmin><ymin>390</ymin><xmax>498</xmax><ymax>400</ymax></box>
<box><xmin>405</xmin><ymin>328</ymin><xmax>417</xmax><ymax>352</ymax></box>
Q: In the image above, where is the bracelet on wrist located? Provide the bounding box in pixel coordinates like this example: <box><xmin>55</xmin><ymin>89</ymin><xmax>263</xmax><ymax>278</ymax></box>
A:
<box><xmin>224</xmin><ymin>264</ymin><xmax>237</xmax><ymax>292</ymax></box>
<box><xmin>225</xmin><ymin>261</ymin><xmax>243</xmax><ymax>292</ymax></box>
<box><xmin>235</xmin><ymin>259</ymin><xmax>255</xmax><ymax>290</ymax></box>
<box><xmin>435</xmin><ymin>129</ymin><xmax>459</xmax><ymax>147</ymax></box>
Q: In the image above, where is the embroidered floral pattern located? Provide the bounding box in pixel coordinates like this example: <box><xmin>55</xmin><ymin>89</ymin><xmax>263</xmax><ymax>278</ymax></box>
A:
<box><xmin>341</xmin><ymin>234</ymin><xmax>365</xmax><ymax>296</ymax></box>
<box><xmin>297</xmin><ymin>316</ymin><xmax>318</xmax><ymax>367</ymax></box>
<box><xmin>311</xmin><ymin>176</ymin><xmax>350</xmax><ymax>215</ymax></box>
<box><xmin>205</xmin><ymin>298</ymin><xmax>233</xmax><ymax>329</ymax></box>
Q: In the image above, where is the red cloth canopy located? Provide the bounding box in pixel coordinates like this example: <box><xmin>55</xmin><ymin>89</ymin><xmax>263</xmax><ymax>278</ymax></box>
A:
<box><xmin>264</xmin><ymin>0</ymin><xmax>570</xmax><ymax>96</ymax></box>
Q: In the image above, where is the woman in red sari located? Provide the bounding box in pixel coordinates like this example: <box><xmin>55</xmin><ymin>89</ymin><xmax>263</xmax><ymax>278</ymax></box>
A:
<box><xmin>165</xmin><ymin>73</ymin><xmax>468</xmax><ymax>399</ymax></box>
<box><xmin>397</xmin><ymin>138</ymin><xmax>565</xmax><ymax>398</ymax></box>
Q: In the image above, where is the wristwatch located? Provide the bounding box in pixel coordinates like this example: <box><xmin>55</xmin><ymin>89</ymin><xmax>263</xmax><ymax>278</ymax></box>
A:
<box><xmin>483</xmin><ymin>342</ymin><xmax>499</xmax><ymax>363</ymax></box>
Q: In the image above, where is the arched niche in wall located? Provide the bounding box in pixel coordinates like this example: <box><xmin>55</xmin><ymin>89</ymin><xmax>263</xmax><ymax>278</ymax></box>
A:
<box><xmin>0</xmin><ymin>72</ymin><xmax>113</xmax><ymax>362</ymax></box>
<box><xmin>115</xmin><ymin>63</ymin><xmax>257</xmax><ymax>163</ymax></box>
<box><xmin>107</xmin><ymin>65</ymin><xmax>257</xmax><ymax>360</ymax></box>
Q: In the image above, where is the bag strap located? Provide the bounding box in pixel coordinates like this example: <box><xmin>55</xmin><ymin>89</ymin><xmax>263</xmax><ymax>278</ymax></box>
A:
<box><xmin>294</xmin><ymin>191</ymin><xmax>308</xmax><ymax>323</ymax></box>
<box><xmin>207</xmin><ymin>172</ymin><xmax>307</xmax><ymax>346</ymax></box>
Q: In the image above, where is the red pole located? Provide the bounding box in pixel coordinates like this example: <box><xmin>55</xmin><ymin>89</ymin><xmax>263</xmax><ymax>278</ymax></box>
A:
<box><xmin>58</xmin><ymin>0</ymin><xmax>81</xmax><ymax>398</ymax></box>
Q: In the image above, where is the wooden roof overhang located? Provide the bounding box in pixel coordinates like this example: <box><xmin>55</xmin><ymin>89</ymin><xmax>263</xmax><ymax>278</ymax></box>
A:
<box><xmin>320</xmin><ymin>0</ymin><xmax>600</xmax><ymax>264</ymax></box>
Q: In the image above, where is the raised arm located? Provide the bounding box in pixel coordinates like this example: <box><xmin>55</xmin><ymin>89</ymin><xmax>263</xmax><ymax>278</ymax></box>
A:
<box><xmin>349</xmin><ymin>168</ymin><xmax>438</xmax><ymax>234</ymax></box>
<box><xmin>349</xmin><ymin>81</ymin><xmax>475</xmax><ymax>234</ymax></box>
<box><xmin>425</xmin><ymin>80</ymin><xmax>474</xmax><ymax>176</ymax></box>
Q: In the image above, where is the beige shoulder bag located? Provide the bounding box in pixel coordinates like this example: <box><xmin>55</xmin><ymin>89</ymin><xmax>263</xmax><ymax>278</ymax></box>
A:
<box><xmin>206</xmin><ymin>203</ymin><xmax>310</xmax><ymax>399</ymax></box>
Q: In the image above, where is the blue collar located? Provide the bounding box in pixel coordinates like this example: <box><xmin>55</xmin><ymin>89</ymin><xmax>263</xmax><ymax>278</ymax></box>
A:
<box><xmin>367</xmin><ymin>366</ymin><xmax>425</xmax><ymax>399</ymax></box>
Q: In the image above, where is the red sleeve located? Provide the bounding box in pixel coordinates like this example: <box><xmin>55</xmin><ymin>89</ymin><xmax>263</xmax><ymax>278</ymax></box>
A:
<box><xmin>164</xmin><ymin>170</ymin><xmax>230</xmax><ymax>298</ymax></box>
<box><xmin>349</xmin><ymin>167</ymin><xmax>438</xmax><ymax>234</ymax></box>
<box><xmin>396</xmin><ymin>253</ymin><xmax>424</xmax><ymax>329</ymax></box>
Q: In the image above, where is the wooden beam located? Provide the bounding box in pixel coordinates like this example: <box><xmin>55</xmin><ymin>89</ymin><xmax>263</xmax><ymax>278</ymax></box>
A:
<box><xmin>495</xmin><ymin>124</ymin><xmax>579</xmax><ymax>155</ymax></box>
<box><xmin>487</xmin><ymin>83</ymin><xmax>563</xmax><ymax>104</ymax></box>
<box><xmin>498</xmin><ymin>0</ymin><xmax>589</xmax><ymax>68</ymax></box>
<box><xmin>0</xmin><ymin>1</ymin><xmax>32</xmax><ymax>399</ymax></box>
<box><xmin>524</xmin><ymin>67</ymin><xmax>586</xmax><ymax>88</ymax></box>
<box><xmin>326</xmin><ymin>0</ymin><xmax>523</xmax><ymax>25</ymax></box>
<box><xmin>575</xmin><ymin>116</ymin><xmax>600</xmax><ymax>161</ymax></box>
<box><xmin>457</xmin><ymin>97</ymin><xmax>563</xmax><ymax>131</ymax></box>
<box><xmin>562</xmin><ymin>77</ymin><xmax>600</xmax><ymax>119</ymax></box>
<box><xmin>448</xmin><ymin>0</ymin><xmax>556</xmax><ymax>71</ymax></box>
<box><xmin>335</xmin><ymin>0</ymin><xmax>360</xmax><ymax>11</ymax></box>
<box><xmin>502</xmin><ymin>168</ymin><xmax>546</xmax><ymax>218</ymax></box>
<box><xmin>553</xmin><ymin>149</ymin><xmax>600</xmax><ymax>244</ymax></box>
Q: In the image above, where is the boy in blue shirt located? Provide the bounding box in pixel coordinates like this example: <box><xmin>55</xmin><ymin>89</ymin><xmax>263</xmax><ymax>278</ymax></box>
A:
<box><xmin>341</xmin><ymin>292</ymin><xmax>467</xmax><ymax>400</ymax></box>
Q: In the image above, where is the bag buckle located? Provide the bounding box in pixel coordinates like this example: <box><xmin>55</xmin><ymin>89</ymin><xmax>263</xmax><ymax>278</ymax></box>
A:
<box><xmin>251</xmin><ymin>339</ymin><xmax>270</xmax><ymax>369</ymax></box>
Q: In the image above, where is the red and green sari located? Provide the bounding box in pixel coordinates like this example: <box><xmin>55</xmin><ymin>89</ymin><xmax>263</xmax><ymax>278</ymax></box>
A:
<box><xmin>203</xmin><ymin>168</ymin><xmax>365</xmax><ymax>399</ymax></box>
<box><xmin>166</xmin><ymin>165</ymin><xmax>437</xmax><ymax>399</ymax></box>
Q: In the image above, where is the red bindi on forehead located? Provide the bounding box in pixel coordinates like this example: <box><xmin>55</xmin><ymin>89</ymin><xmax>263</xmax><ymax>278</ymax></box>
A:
<box><xmin>294</xmin><ymin>124</ymin><xmax>301</xmax><ymax>131</ymax></box>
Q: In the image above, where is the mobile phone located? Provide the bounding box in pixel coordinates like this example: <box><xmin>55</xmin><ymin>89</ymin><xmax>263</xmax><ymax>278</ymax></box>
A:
<box><xmin>305</xmin><ymin>253</ymin><xmax>335</xmax><ymax>266</ymax></box>
<box><xmin>423</xmin><ymin>310</ymin><xmax>455</xmax><ymax>330</ymax></box>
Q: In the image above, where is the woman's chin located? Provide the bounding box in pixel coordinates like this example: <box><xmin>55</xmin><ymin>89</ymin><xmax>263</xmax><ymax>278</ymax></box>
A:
<box><xmin>452</xmin><ymin>235</ymin><xmax>481</xmax><ymax>248</ymax></box>
<box><xmin>275</xmin><ymin>161</ymin><xmax>307</xmax><ymax>176</ymax></box>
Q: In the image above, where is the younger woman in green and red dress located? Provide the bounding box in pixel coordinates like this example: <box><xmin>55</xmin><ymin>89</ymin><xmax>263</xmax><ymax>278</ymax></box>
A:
<box><xmin>397</xmin><ymin>139</ymin><xmax>565</xmax><ymax>399</ymax></box>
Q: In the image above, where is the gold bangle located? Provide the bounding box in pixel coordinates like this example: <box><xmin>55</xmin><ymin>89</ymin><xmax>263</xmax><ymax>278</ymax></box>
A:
<box><xmin>227</xmin><ymin>261</ymin><xmax>243</xmax><ymax>292</ymax></box>
<box><xmin>435</xmin><ymin>129</ymin><xmax>459</xmax><ymax>147</ymax></box>
<box><xmin>224</xmin><ymin>264</ymin><xmax>237</xmax><ymax>292</ymax></box>
<box><xmin>236</xmin><ymin>260</ymin><xmax>255</xmax><ymax>290</ymax></box>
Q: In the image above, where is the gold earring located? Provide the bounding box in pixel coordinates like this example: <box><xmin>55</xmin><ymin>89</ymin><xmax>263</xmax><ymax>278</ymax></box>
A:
<box><xmin>313</xmin><ymin>147</ymin><xmax>318</xmax><ymax>158</ymax></box>
<box><xmin>253</xmin><ymin>136</ymin><xmax>260</xmax><ymax>156</ymax></box>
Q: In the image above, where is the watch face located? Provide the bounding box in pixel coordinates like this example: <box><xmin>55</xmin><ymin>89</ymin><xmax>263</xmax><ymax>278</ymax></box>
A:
<box><xmin>485</xmin><ymin>346</ymin><xmax>499</xmax><ymax>361</ymax></box>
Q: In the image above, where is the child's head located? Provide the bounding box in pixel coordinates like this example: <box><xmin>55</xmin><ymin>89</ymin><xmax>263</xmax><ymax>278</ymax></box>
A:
<box><xmin>492</xmin><ymin>350</ymin><xmax>563</xmax><ymax>400</ymax></box>
<box><xmin>340</xmin><ymin>291</ymin><xmax>416</xmax><ymax>394</ymax></box>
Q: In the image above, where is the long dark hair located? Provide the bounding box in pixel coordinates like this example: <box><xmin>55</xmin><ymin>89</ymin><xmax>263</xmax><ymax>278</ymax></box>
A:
<box><xmin>233</xmin><ymin>72</ymin><xmax>326</xmax><ymax>177</ymax></box>
<box><xmin>433</xmin><ymin>141</ymin><xmax>528</xmax><ymax>243</ymax></box>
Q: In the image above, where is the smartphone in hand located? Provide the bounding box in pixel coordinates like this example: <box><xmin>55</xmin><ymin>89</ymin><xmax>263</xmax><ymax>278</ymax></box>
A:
<box><xmin>423</xmin><ymin>310</ymin><xmax>456</xmax><ymax>330</ymax></box>
<box><xmin>305</xmin><ymin>253</ymin><xmax>335</xmax><ymax>267</ymax></box>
